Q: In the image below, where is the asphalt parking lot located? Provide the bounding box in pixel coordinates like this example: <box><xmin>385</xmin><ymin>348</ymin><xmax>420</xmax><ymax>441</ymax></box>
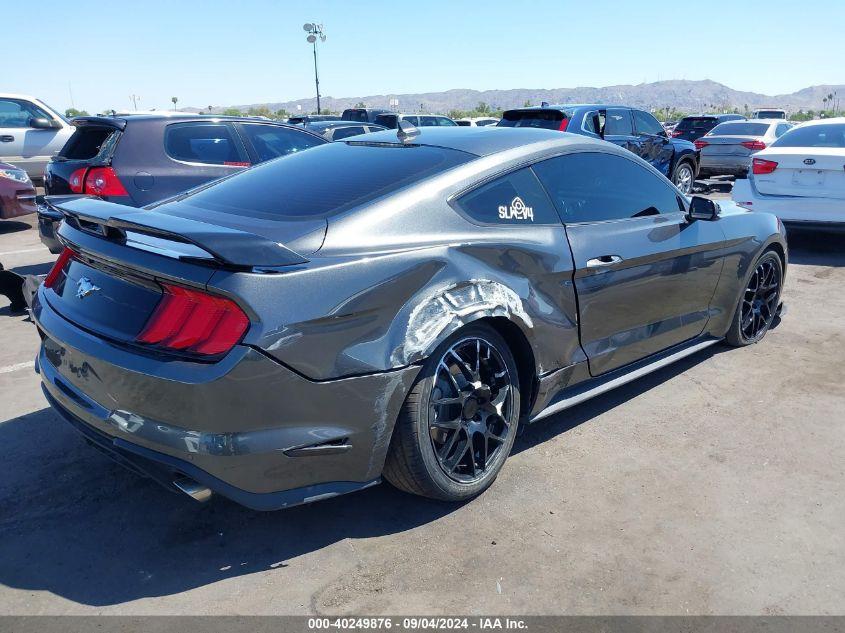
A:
<box><xmin>0</xmin><ymin>187</ymin><xmax>843</xmax><ymax>615</ymax></box>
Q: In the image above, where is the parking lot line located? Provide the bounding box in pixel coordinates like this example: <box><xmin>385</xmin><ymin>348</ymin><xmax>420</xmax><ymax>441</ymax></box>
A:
<box><xmin>0</xmin><ymin>360</ymin><xmax>35</xmax><ymax>374</ymax></box>
<box><xmin>0</xmin><ymin>247</ymin><xmax>49</xmax><ymax>257</ymax></box>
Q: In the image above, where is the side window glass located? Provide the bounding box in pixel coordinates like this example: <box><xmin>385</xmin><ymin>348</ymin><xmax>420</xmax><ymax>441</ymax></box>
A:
<box><xmin>240</xmin><ymin>124</ymin><xmax>324</xmax><ymax>162</ymax></box>
<box><xmin>633</xmin><ymin>110</ymin><xmax>665</xmax><ymax>135</ymax></box>
<box><xmin>418</xmin><ymin>116</ymin><xmax>438</xmax><ymax>126</ymax></box>
<box><xmin>455</xmin><ymin>167</ymin><xmax>560</xmax><ymax>226</ymax></box>
<box><xmin>604</xmin><ymin>108</ymin><xmax>634</xmax><ymax>135</ymax></box>
<box><xmin>532</xmin><ymin>153</ymin><xmax>683</xmax><ymax>224</ymax></box>
<box><xmin>775</xmin><ymin>124</ymin><xmax>790</xmax><ymax>137</ymax></box>
<box><xmin>165</xmin><ymin>123</ymin><xmax>245</xmax><ymax>165</ymax></box>
<box><xmin>0</xmin><ymin>99</ymin><xmax>48</xmax><ymax>128</ymax></box>
<box><xmin>331</xmin><ymin>126</ymin><xmax>366</xmax><ymax>141</ymax></box>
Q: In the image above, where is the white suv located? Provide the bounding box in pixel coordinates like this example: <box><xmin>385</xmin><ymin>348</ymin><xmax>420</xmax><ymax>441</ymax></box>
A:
<box><xmin>0</xmin><ymin>94</ymin><xmax>74</xmax><ymax>181</ymax></box>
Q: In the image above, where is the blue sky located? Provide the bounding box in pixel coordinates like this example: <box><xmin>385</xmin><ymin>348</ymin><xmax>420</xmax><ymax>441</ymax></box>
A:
<box><xmin>5</xmin><ymin>0</ymin><xmax>843</xmax><ymax>114</ymax></box>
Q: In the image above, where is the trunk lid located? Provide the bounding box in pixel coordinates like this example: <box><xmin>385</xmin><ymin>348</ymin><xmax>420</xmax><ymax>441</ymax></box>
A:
<box><xmin>699</xmin><ymin>135</ymin><xmax>762</xmax><ymax>157</ymax></box>
<box><xmin>42</xmin><ymin>196</ymin><xmax>318</xmax><ymax>348</ymax></box>
<box><xmin>753</xmin><ymin>147</ymin><xmax>845</xmax><ymax>199</ymax></box>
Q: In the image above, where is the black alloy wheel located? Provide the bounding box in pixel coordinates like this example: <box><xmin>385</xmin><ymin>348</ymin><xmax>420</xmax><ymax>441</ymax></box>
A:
<box><xmin>428</xmin><ymin>337</ymin><xmax>514</xmax><ymax>482</ymax></box>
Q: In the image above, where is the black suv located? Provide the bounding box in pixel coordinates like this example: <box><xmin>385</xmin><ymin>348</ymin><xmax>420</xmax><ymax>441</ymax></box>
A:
<box><xmin>341</xmin><ymin>108</ymin><xmax>391</xmax><ymax>123</ymax></box>
<box><xmin>39</xmin><ymin>114</ymin><xmax>326</xmax><ymax>252</ymax></box>
<box><xmin>672</xmin><ymin>114</ymin><xmax>746</xmax><ymax>142</ymax></box>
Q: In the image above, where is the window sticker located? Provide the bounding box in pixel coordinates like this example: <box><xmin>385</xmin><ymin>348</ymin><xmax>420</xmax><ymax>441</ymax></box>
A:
<box><xmin>498</xmin><ymin>196</ymin><xmax>534</xmax><ymax>221</ymax></box>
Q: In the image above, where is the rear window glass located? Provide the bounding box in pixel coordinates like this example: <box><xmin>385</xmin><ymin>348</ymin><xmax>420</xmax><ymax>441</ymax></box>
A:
<box><xmin>754</xmin><ymin>111</ymin><xmax>785</xmax><ymax>119</ymax></box>
<box><xmin>170</xmin><ymin>141</ymin><xmax>474</xmax><ymax>220</ymax></box>
<box><xmin>771</xmin><ymin>123</ymin><xmax>845</xmax><ymax>148</ymax></box>
<box><xmin>342</xmin><ymin>110</ymin><xmax>367</xmax><ymax>122</ymax></box>
<box><xmin>165</xmin><ymin>123</ymin><xmax>244</xmax><ymax>165</ymax></box>
<box><xmin>60</xmin><ymin>127</ymin><xmax>120</xmax><ymax>160</ymax></box>
<box><xmin>708</xmin><ymin>122</ymin><xmax>769</xmax><ymax>136</ymax></box>
<box><xmin>498</xmin><ymin>109</ymin><xmax>568</xmax><ymax>130</ymax></box>
<box><xmin>676</xmin><ymin>117</ymin><xmax>716</xmax><ymax>131</ymax></box>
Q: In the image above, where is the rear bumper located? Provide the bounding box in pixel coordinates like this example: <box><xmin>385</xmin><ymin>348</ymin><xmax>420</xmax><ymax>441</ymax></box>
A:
<box><xmin>732</xmin><ymin>178</ymin><xmax>845</xmax><ymax>227</ymax></box>
<box><xmin>33</xmin><ymin>288</ymin><xmax>420</xmax><ymax>509</ymax></box>
<box><xmin>699</xmin><ymin>155</ymin><xmax>750</xmax><ymax>177</ymax></box>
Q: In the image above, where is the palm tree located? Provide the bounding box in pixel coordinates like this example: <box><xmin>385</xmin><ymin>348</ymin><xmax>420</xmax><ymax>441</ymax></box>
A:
<box><xmin>823</xmin><ymin>96</ymin><xmax>828</xmax><ymax>112</ymax></box>
<box><xmin>171</xmin><ymin>96</ymin><xmax>178</xmax><ymax>111</ymax></box>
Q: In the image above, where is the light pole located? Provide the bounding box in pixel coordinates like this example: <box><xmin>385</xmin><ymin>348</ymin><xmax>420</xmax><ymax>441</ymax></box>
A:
<box><xmin>303</xmin><ymin>23</ymin><xmax>326</xmax><ymax>115</ymax></box>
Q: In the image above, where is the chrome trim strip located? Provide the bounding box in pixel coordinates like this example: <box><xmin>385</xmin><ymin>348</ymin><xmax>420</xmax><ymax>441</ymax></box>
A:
<box><xmin>531</xmin><ymin>339</ymin><xmax>720</xmax><ymax>423</ymax></box>
<box><xmin>124</xmin><ymin>230</ymin><xmax>215</xmax><ymax>260</ymax></box>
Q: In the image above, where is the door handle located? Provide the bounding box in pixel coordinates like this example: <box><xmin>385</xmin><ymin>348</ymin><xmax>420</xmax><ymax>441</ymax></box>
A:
<box><xmin>586</xmin><ymin>255</ymin><xmax>623</xmax><ymax>268</ymax></box>
<box><xmin>0</xmin><ymin>135</ymin><xmax>14</xmax><ymax>142</ymax></box>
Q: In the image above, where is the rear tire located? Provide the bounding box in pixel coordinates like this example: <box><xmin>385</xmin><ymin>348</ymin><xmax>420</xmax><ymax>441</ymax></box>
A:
<box><xmin>383</xmin><ymin>323</ymin><xmax>520</xmax><ymax>501</ymax></box>
<box><xmin>725</xmin><ymin>250</ymin><xmax>783</xmax><ymax>347</ymax></box>
<box><xmin>672</xmin><ymin>160</ymin><xmax>695</xmax><ymax>195</ymax></box>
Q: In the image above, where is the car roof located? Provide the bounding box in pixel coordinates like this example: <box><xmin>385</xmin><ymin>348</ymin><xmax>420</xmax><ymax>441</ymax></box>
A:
<box><xmin>717</xmin><ymin>118</ymin><xmax>784</xmax><ymax>124</ymax></box>
<box><xmin>77</xmin><ymin>113</ymin><xmax>302</xmax><ymax>126</ymax></box>
<box><xmin>795</xmin><ymin>116</ymin><xmax>845</xmax><ymax>127</ymax></box>
<box><xmin>307</xmin><ymin>120</ymin><xmax>377</xmax><ymax>130</ymax></box>
<box><xmin>504</xmin><ymin>104</ymin><xmax>632</xmax><ymax>112</ymax></box>
<box><xmin>352</xmin><ymin>126</ymin><xmax>604</xmax><ymax>157</ymax></box>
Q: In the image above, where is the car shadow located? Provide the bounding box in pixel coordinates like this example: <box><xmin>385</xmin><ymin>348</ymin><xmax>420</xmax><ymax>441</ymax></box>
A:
<box><xmin>0</xmin><ymin>406</ymin><xmax>464</xmax><ymax>607</ymax></box>
<box><xmin>0</xmin><ymin>344</ymin><xmax>729</xmax><ymax>608</ymax></box>
<box><xmin>785</xmin><ymin>230</ymin><xmax>845</xmax><ymax>267</ymax></box>
<box><xmin>513</xmin><ymin>344</ymin><xmax>724</xmax><ymax>454</ymax></box>
<box><xmin>0</xmin><ymin>220</ymin><xmax>32</xmax><ymax>235</ymax></box>
<box><xmin>9</xmin><ymin>262</ymin><xmax>52</xmax><ymax>276</ymax></box>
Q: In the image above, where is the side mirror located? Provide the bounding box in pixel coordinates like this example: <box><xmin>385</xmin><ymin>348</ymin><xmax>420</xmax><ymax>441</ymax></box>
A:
<box><xmin>687</xmin><ymin>196</ymin><xmax>719</xmax><ymax>221</ymax></box>
<box><xmin>29</xmin><ymin>117</ymin><xmax>55</xmax><ymax>130</ymax></box>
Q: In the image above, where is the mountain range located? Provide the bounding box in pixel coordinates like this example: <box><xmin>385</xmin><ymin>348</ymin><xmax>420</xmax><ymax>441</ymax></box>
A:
<box><xmin>187</xmin><ymin>80</ymin><xmax>844</xmax><ymax>115</ymax></box>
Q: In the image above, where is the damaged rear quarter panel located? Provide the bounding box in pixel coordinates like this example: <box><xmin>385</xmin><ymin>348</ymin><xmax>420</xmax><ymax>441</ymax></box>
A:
<box><xmin>207</xmin><ymin>145</ymin><xmax>586</xmax><ymax>382</ymax></box>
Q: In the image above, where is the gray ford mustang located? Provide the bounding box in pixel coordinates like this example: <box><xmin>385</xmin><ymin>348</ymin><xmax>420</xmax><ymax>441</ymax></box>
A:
<box><xmin>33</xmin><ymin>126</ymin><xmax>787</xmax><ymax>510</ymax></box>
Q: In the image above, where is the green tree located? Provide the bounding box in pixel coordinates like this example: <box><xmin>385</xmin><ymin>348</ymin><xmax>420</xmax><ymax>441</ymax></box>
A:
<box><xmin>274</xmin><ymin>109</ymin><xmax>288</xmax><ymax>120</ymax></box>
<box><xmin>64</xmin><ymin>108</ymin><xmax>89</xmax><ymax>117</ymax></box>
<box><xmin>354</xmin><ymin>101</ymin><xmax>366</xmax><ymax>108</ymax></box>
<box><xmin>222</xmin><ymin>107</ymin><xmax>243</xmax><ymax>116</ymax></box>
<box><xmin>247</xmin><ymin>106</ymin><xmax>273</xmax><ymax>118</ymax></box>
<box><xmin>171</xmin><ymin>96</ymin><xmax>178</xmax><ymax>110</ymax></box>
<box><xmin>523</xmin><ymin>99</ymin><xmax>533</xmax><ymax>107</ymax></box>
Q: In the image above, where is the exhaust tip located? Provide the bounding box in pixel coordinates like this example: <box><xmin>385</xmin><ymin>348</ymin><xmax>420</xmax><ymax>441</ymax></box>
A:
<box><xmin>173</xmin><ymin>477</ymin><xmax>212</xmax><ymax>503</ymax></box>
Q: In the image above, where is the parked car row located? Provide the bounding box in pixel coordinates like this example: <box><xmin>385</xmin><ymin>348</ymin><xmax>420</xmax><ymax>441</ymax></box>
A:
<box><xmin>497</xmin><ymin>104</ymin><xmax>701</xmax><ymax>194</ymax></box>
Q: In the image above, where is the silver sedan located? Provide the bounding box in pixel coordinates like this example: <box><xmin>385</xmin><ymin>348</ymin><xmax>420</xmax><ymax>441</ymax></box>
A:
<box><xmin>697</xmin><ymin>119</ymin><xmax>793</xmax><ymax>178</ymax></box>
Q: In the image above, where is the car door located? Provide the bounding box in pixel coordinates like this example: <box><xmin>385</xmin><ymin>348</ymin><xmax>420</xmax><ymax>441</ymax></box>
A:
<box><xmin>602</xmin><ymin>108</ymin><xmax>640</xmax><ymax>157</ymax></box>
<box><xmin>532</xmin><ymin>151</ymin><xmax>725</xmax><ymax>375</ymax></box>
<box><xmin>632</xmin><ymin>109</ymin><xmax>674</xmax><ymax>176</ymax></box>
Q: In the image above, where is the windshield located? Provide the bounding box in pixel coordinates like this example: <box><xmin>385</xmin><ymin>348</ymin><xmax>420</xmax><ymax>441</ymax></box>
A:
<box><xmin>167</xmin><ymin>141</ymin><xmax>474</xmax><ymax>220</ymax></box>
<box><xmin>771</xmin><ymin>123</ymin><xmax>845</xmax><ymax>148</ymax></box>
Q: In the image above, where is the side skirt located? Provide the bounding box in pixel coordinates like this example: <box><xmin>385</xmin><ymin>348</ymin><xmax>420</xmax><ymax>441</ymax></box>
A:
<box><xmin>530</xmin><ymin>337</ymin><xmax>721</xmax><ymax>424</ymax></box>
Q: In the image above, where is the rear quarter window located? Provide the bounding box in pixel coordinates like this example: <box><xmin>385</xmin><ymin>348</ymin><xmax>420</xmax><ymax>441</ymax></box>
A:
<box><xmin>164</xmin><ymin>123</ymin><xmax>246</xmax><ymax>165</ymax></box>
<box><xmin>454</xmin><ymin>167</ymin><xmax>560</xmax><ymax>226</ymax></box>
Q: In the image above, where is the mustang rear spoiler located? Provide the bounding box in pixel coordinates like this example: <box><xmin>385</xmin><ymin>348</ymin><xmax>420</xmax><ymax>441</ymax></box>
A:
<box><xmin>46</xmin><ymin>195</ymin><xmax>308</xmax><ymax>268</ymax></box>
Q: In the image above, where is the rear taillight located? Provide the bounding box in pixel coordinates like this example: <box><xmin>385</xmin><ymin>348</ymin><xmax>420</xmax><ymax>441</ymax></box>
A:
<box><xmin>752</xmin><ymin>158</ymin><xmax>778</xmax><ymax>175</ymax></box>
<box><xmin>694</xmin><ymin>139</ymin><xmax>709</xmax><ymax>150</ymax></box>
<box><xmin>68</xmin><ymin>168</ymin><xmax>87</xmax><ymax>193</ymax></box>
<box><xmin>671</xmin><ymin>130</ymin><xmax>682</xmax><ymax>137</ymax></box>
<box><xmin>137</xmin><ymin>283</ymin><xmax>249</xmax><ymax>356</ymax></box>
<box><xmin>44</xmin><ymin>247</ymin><xmax>75</xmax><ymax>288</ymax></box>
<box><xmin>558</xmin><ymin>117</ymin><xmax>569</xmax><ymax>132</ymax></box>
<box><xmin>741</xmin><ymin>140</ymin><xmax>767</xmax><ymax>151</ymax></box>
<box><xmin>84</xmin><ymin>167</ymin><xmax>128</xmax><ymax>196</ymax></box>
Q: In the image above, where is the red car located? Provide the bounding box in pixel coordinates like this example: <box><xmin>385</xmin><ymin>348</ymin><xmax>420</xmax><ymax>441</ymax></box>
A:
<box><xmin>0</xmin><ymin>162</ymin><xmax>36</xmax><ymax>219</ymax></box>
